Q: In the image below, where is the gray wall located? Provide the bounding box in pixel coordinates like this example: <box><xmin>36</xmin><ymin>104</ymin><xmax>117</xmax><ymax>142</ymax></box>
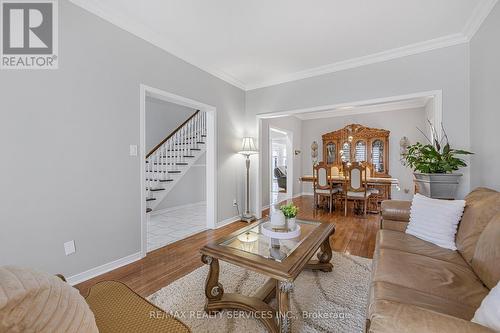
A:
<box><xmin>146</xmin><ymin>97</ymin><xmax>195</xmax><ymax>152</ymax></box>
<box><xmin>300</xmin><ymin>108</ymin><xmax>427</xmax><ymax>200</ymax></box>
<box><xmin>470</xmin><ymin>2</ymin><xmax>500</xmax><ymax>191</ymax></box>
<box><xmin>154</xmin><ymin>153</ymin><xmax>206</xmax><ymax>210</ymax></box>
<box><xmin>261</xmin><ymin>116</ymin><xmax>303</xmax><ymax>206</ymax></box>
<box><xmin>247</xmin><ymin>43</ymin><xmax>471</xmax><ymax>213</ymax></box>
<box><xmin>0</xmin><ymin>1</ymin><xmax>244</xmax><ymax>277</ymax></box>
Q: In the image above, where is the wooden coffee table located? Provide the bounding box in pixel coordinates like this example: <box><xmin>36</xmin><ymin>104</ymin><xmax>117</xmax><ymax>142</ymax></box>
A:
<box><xmin>200</xmin><ymin>219</ymin><xmax>335</xmax><ymax>333</ymax></box>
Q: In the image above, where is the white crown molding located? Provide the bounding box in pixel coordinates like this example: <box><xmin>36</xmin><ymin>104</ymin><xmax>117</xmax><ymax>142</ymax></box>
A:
<box><xmin>256</xmin><ymin>90</ymin><xmax>442</xmax><ymax>119</ymax></box>
<box><xmin>69</xmin><ymin>0</ymin><xmax>497</xmax><ymax>92</ymax></box>
<box><xmin>463</xmin><ymin>0</ymin><xmax>499</xmax><ymax>39</ymax></box>
<box><xmin>68</xmin><ymin>0</ymin><xmax>247</xmax><ymax>90</ymax></box>
<box><xmin>246</xmin><ymin>33</ymin><xmax>468</xmax><ymax>90</ymax></box>
<box><xmin>294</xmin><ymin>98</ymin><xmax>429</xmax><ymax>120</ymax></box>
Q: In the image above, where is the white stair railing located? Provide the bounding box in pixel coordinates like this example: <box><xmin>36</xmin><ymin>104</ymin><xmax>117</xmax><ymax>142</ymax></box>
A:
<box><xmin>145</xmin><ymin>111</ymin><xmax>206</xmax><ymax>207</ymax></box>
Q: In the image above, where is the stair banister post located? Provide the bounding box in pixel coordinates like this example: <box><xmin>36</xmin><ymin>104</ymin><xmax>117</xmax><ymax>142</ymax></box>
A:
<box><xmin>153</xmin><ymin>152</ymin><xmax>157</xmax><ymax>188</ymax></box>
<box><xmin>176</xmin><ymin>132</ymin><xmax>180</xmax><ymax>170</ymax></box>
<box><xmin>168</xmin><ymin>139</ymin><xmax>172</xmax><ymax>178</ymax></box>
<box><xmin>161</xmin><ymin>143</ymin><xmax>166</xmax><ymax>181</ymax></box>
<box><xmin>195</xmin><ymin>113</ymin><xmax>198</xmax><ymax>146</ymax></box>
<box><xmin>189</xmin><ymin>121</ymin><xmax>193</xmax><ymax>151</ymax></box>
<box><xmin>184</xmin><ymin>126</ymin><xmax>188</xmax><ymax>160</ymax></box>
<box><xmin>183</xmin><ymin>126</ymin><xmax>187</xmax><ymax>157</ymax></box>
<box><xmin>147</xmin><ymin>156</ymin><xmax>151</xmax><ymax>198</ymax></box>
<box><xmin>198</xmin><ymin>113</ymin><xmax>201</xmax><ymax>147</ymax></box>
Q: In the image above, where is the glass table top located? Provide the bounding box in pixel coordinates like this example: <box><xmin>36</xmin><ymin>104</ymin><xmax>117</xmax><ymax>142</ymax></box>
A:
<box><xmin>220</xmin><ymin>219</ymin><xmax>321</xmax><ymax>262</ymax></box>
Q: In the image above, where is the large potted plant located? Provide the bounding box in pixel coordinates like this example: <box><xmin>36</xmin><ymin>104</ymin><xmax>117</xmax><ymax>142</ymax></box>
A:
<box><xmin>403</xmin><ymin>122</ymin><xmax>472</xmax><ymax>199</ymax></box>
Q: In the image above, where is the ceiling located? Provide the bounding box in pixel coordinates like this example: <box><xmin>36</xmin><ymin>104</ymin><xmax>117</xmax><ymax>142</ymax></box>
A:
<box><xmin>71</xmin><ymin>0</ymin><xmax>497</xmax><ymax>90</ymax></box>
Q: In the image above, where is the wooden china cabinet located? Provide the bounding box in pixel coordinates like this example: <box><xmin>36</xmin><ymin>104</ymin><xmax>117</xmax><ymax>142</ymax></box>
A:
<box><xmin>322</xmin><ymin>124</ymin><xmax>391</xmax><ymax>210</ymax></box>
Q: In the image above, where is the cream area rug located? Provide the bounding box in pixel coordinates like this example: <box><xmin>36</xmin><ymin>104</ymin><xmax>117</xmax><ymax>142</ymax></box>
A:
<box><xmin>148</xmin><ymin>252</ymin><xmax>372</xmax><ymax>333</ymax></box>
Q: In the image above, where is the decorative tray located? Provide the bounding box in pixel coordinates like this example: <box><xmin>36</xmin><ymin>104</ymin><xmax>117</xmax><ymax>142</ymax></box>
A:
<box><xmin>261</xmin><ymin>222</ymin><xmax>301</xmax><ymax>240</ymax></box>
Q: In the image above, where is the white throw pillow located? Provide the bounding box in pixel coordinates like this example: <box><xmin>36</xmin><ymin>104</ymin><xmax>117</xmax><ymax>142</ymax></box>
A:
<box><xmin>405</xmin><ymin>193</ymin><xmax>465</xmax><ymax>250</ymax></box>
<box><xmin>472</xmin><ymin>281</ymin><xmax>500</xmax><ymax>331</ymax></box>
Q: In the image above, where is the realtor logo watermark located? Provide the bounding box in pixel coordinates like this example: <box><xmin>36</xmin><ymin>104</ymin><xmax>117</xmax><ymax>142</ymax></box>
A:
<box><xmin>1</xmin><ymin>0</ymin><xmax>58</xmax><ymax>69</ymax></box>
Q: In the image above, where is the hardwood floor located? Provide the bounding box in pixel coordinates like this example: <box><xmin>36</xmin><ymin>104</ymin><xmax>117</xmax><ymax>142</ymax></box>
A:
<box><xmin>75</xmin><ymin>195</ymin><xmax>379</xmax><ymax>298</ymax></box>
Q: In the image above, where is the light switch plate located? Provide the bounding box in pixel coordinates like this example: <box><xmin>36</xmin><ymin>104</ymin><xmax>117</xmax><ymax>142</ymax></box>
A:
<box><xmin>129</xmin><ymin>145</ymin><xmax>138</xmax><ymax>156</ymax></box>
<box><xmin>64</xmin><ymin>240</ymin><xmax>76</xmax><ymax>256</ymax></box>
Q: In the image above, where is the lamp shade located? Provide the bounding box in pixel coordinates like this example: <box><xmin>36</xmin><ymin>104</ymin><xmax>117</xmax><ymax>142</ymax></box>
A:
<box><xmin>238</xmin><ymin>137</ymin><xmax>258</xmax><ymax>155</ymax></box>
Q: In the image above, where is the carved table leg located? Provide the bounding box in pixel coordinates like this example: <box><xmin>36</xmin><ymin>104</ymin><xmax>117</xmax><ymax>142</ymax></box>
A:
<box><xmin>305</xmin><ymin>234</ymin><xmax>334</xmax><ymax>272</ymax></box>
<box><xmin>201</xmin><ymin>255</ymin><xmax>224</xmax><ymax>313</ymax></box>
<box><xmin>277</xmin><ymin>281</ymin><xmax>294</xmax><ymax>333</ymax></box>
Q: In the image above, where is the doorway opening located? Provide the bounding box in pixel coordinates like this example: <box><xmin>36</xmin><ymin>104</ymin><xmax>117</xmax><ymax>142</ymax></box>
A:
<box><xmin>255</xmin><ymin>90</ymin><xmax>443</xmax><ymax>218</ymax></box>
<box><xmin>140</xmin><ymin>85</ymin><xmax>216</xmax><ymax>257</ymax></box>
<box><xmin>269</xmin><ymin>127</ymin><xmax>293</xmax><ymax>206</ymax></box>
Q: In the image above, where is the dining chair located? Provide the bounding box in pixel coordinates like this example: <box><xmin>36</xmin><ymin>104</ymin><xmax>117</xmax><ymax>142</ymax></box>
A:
<box><xmin>344</xmin><ymin>162</ymin><xmax>373</xmax><ymax>217</ymax></box>
<box><xmin>313</xmin><ymin>163</ymin><xmax>339</xmax><ymax>213</ymax></box>
<box><xmin>364</xmin><ymin>164</ymin><xmax>381</xmax><ymax>213</ymax></box>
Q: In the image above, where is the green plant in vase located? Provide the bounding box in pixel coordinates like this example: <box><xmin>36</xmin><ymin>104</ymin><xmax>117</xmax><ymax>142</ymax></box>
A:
<box><xmin>280</xmin><ymin>203</ymin><xmax>299</xmax><ymax>230</ymax></box>
<box><xmin>403</xmin><ymin>121</ymin><xmax>472</xmax><ymax>199</ymax></box>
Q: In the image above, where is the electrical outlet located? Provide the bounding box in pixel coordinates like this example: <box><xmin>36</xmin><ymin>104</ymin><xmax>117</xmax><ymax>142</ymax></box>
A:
<box><xmin>64</xmin><ymin>240</ymin><xmax>76</xmax><ymax>256</ymax></box>
<box><xmin>232</xmin><ymin>199</ymin><xmax>238</xmax><ymax>207</ymax></box>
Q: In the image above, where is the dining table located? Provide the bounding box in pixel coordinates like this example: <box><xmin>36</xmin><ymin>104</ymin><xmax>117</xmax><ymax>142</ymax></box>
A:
<box><xmin>300</xmin><ymin>175</ymin><xmax>400</xmax><ymax>212</ymax></box>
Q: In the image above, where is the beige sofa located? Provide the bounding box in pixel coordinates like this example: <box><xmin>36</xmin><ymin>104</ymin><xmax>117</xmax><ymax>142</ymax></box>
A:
<box><xmin>366</xmin><ymin>187</ymin><xmax>500</xmax><ymax>333</ymax></box>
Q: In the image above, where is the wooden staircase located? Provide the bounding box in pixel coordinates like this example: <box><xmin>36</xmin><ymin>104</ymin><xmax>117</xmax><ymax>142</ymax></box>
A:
<box><xmin>145</xmin><ymin>111</ymin><xmax>206</xmax><ymax>212</ymax></box>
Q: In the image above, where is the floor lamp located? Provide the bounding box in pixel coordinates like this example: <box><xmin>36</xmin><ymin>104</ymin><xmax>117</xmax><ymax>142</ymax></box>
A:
<box><xmin>239</xmin><ymin>137</ymin><xmax>258</xmax><ymax>223</ymax></box>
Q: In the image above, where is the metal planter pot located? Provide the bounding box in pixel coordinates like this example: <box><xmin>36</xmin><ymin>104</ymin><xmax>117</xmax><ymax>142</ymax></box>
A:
<box><xmin>413</xmin><ymin>173</ymin><xmax>463</xmax><ymax>199</ymax></box>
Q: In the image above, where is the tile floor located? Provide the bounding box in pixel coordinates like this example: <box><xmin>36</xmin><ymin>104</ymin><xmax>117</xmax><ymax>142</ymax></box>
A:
<box><xmin>271</xmin><ymin>179</ymin><xmax>287</xmax><ymax>205</ymax></box>
<box><xmin>147</xmin><ymin>202</ymin><xmax>207</xmax><ymax>252</ymax></box>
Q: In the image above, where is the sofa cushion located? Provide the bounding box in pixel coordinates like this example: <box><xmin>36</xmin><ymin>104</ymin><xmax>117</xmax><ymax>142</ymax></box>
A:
<box><xmin>376</xmin><ymin>230</ymin><xmax>469</xmax><ymax>267</ymax></box>
<box><xmin>368</xmin><ymin>300</ymin><xmax>493</xmax><ymax>333</ymax></box>
<box><xmin>471</xmin><ymin>212</ymin><xmax>500</xmax><ymax>289</ymax></box>
<box><xmin>369</xmin><ymin>280</ymin><xmax>481</xmax><ymax>320</ymax></box>
<box><xmin>370</xmin><ymin>248</ymin><xmax>489</xmax><ymax>320</ymax></box>
<box><xmin>456</xmin><ymin>188</ymin><xmax>500</xmax><ymax>264</ymax></box>
<box><xmin>0</xmin><ymin>266</ymin><xmax>98</xmax><ymax>333</ymax></box>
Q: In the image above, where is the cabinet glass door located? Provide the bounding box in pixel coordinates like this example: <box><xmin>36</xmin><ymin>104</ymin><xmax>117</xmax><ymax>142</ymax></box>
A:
<box><xmin>341</xmin><ymin>142</ymin><xmax>351</xmax><ymax>163</ymax></box>
<box><xmin>372</xmin><ymin>140</ymin><xmax>385</xmax><ymax>173</ymax></box>
<box><xmin>326</xmin><ymin>142</ymin><xmax>336</xmax><ymax>164</ymax></box>
<box><xmin>355</xmin><ymin>140</ymin><xmax>367</xmax><ymax>162</ymax></box>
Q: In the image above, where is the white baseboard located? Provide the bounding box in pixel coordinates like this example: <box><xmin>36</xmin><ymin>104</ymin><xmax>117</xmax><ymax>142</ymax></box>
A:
<box><xmin>301</xmin><ymin>192</ymin><xmax>314</xmax><ymax>196</ymax></box>
<box><xmin>66</xmin><ymin>251</ymin><xmax>142</xmax><ymax>286</ymax></box>
<box><xmin>151</xmin><ymin>201</ymin><xmax>206</xmax><ymax>216</ymax></box>
<box><xmin>217</xmin><ymin>215</ymin><xmax>241</xmax><ymax>228</ymax></box>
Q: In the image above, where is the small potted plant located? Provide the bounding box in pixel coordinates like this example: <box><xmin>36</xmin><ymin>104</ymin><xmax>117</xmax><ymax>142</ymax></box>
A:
<box><xmin>403</xmin><ymin>121</ymin><xmax>472</xmax><ymax>199</ymax></box>
<box><xmin>280</xmin><ymin>203</ymin><xmax>299</xmax><ymax>230</ymax></box>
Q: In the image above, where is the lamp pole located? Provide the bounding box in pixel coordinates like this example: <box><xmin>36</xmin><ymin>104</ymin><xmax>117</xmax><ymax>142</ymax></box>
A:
<box><xmin>242</xmin><ymin>153</ymin><xmax>255</xmax><ymax>222</ymax></box>
<box><xmin>238</xmin><ymin>137</ymin><xmax>257</xmax><ymax>223</ymax></box>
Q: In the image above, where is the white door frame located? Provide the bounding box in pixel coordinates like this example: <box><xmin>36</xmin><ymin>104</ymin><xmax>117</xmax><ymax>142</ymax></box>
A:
<box><xmin>269</xmin><ymin>127</ymin><xmax>293</xmax><ymax>206</ymax></box>
<box><xmin>255</xmin><ymin>90</ymin><xmax>442</xmax><ymax>219</ymax></box>
<box><xmin>140</xmin><ymin>84</ymin><xmax>217</xmax><ymax>257</ymax></box>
